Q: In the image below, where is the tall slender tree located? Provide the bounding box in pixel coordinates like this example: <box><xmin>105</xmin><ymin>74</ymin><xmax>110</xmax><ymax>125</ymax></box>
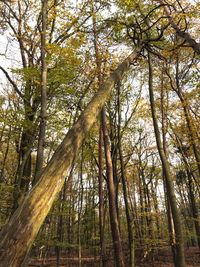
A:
<box><xmin>147</xmin><ymin>51</ymin><xmax>185</xmax><ymax>267</ymax></box>
<box><xmin>33</xmin><ymin>0</ymin><xmax>48</xmax><ymax>184</ymax></box>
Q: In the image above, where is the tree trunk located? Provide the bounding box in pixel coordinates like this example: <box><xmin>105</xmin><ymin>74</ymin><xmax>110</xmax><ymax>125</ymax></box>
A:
<box><xmin>98</xmin><ymin>124</ymin><xmax>106</xmax><ymax>266</ymax></box>
<box><xmin>179</xmin><ymin>93</ymin><xmax>200</xmax><ymax>177</ymax></box>
<box><xmin>117</xmin><ymin>82</ymin><xmax>135</xmax><ymax>267</ymax></box>
<box><xmin>160</xmin><ymin>70</ymin><xmax>177</xmax><ymax>262</ymax></box>
<box><xmin>101</xmin><ymin>107</ymin><xmax>125</xmax><ymax>267</ymax></box>
<box><xmin>33</xmin><ymin>0</ymin><xmax>48</xmax><ymax>184</ymax></box>
<box><xmin>0</xmin><ymin>48</ymin><xmax>140</xmax><ymax>267</ymax></box>
<box><xmin>187</xmin><ymin>172</ymin><xmax>200</xmax><ymax>249</ymax></box>
<box><xmin>56</xmin><ymin>178</ymin><xmax>67</xmax><ymax>267</ymax></box>
<box><xmin>147</xmin><ymin>52</ymin><xmax>186</xmax><ymax>267</ymax></box>
<box><xmin>174</xmin><ymin>133</ymin><xmax>200</xmax><ymax>249</ymax></box>
<box><xmin>91</xmin><ymin>3</ymin><xmax>106</xmax><ymax>264</ymax></box>
<box><xmin>78</xmin><ymin>149</ymin><xmax>84</xmax><ymax>267</ymax></box>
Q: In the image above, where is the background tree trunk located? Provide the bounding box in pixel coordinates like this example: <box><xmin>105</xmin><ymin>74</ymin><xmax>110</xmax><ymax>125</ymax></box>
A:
<box><xmin>147</xmin><ymin>51</ymin><xmax>186</xmax><ymax>267</ymax></box>
<box><xmin>33</xmin><ymin>0</ymin><xmax>48</xmax><ymax>184</ymax></box>
<box><xmin>101</xmin><ymin>107</ymin><xmax>125</xmax><ymax>267</ymax></box>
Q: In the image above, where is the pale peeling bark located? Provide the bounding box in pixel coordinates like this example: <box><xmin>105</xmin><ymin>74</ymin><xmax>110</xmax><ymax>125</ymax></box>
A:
<box><xmin>0</xmin><ymin>48</ymin><xmax>141</xmax><ymax>267</ymax></box>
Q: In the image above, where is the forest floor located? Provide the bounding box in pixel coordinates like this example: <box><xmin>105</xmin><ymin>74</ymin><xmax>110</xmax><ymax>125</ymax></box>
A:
<box><xmin>29</xmin><ymin>247</ymin><xmax>200</xmax><ymax>266</ymax></box>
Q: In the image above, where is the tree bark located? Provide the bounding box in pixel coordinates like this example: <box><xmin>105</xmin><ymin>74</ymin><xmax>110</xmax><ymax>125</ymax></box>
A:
<box><xmin>0</xmin><ymin>48</ymin><xmax>140</xmax><ymax>267</ymax></box>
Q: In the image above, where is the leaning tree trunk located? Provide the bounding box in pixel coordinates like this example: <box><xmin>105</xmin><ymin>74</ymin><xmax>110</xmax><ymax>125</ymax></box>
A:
<box><xmin>0</xmin><ymin>48</ymin><xmax>141</xmax><ymax>267</ymax></box>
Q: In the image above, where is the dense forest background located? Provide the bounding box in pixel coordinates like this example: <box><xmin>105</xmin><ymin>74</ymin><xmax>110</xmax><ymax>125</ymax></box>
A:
<box><xmin>0</xmin><ymin>0</ymin><xmax>199</xmax><ymax>266</ymax></box>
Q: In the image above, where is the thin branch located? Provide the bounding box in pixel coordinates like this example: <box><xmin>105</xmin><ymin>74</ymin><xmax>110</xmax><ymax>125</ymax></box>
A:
<box><xmin>0</xmin><ymin>66</ymin><xmax>24</xmax><ymax>100</ymax></box>
<box><xmin>158</xmin><ymin>0</ymin><xmax>200</xmax><ymax>54</ymax></box>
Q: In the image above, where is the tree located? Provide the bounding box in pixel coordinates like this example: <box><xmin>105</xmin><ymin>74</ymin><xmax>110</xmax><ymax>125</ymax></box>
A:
<box><xmin>0</xmin><ymin>48</ymin><xmax>141</xmax><ymax>267</ymax></box>
<box><xmin>158</xmin><ymin>0</ymin><xmax>200</xmax><ymax>54</ymax></box>
<box><xmin>147</xmin><ymin>51</ymin><xmax>185</xmax><ymax>267</ymax></box>
<box><xmin>0</xmin><ymin>0</ymin><xmax>90</xmax><ymax>212</ymax></box>
<box><xmin>101</xmin><ymin>107</ymin><xmax>125</xmax><ymax>267</ymax></box>
<box><xmin>0</xmin><ymin>0</ymin><xmax>200</xmax><ymax>266</ymax></box>
<box><xmin>33</xmin><ymin>0</ymin><xmax>48</xmax><ymax>184</ymax></box>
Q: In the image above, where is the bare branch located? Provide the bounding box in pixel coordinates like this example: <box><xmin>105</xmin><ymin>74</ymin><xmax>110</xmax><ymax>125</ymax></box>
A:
<box><xmin>157</xmin><ymin>0</ymin><xmax>200</xmax><ymax>54</ymax></box>
<box><xmin>0</xmin><ymin>66</ymin><xmax>24</xmax><ymax>100</ymax></box>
